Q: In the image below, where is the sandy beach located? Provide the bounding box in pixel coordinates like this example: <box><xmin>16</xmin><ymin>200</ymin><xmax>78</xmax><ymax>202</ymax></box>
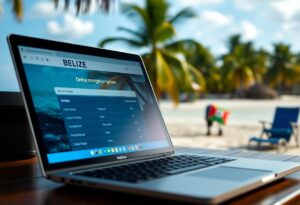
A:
<box><xmin>160</xmin><ymin>96</ymin><xmax>300</xmax><ymax>155</ymax></box>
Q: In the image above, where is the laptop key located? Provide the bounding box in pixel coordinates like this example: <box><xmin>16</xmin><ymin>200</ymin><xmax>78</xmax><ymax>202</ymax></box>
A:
<box><xmin>75</xmin><ymin>155</ymin><xmax>235</xmax><ymax>183</ymax></box>
<box><xmin>164</xmin><ymin>164</ymin><xmax>210</xmax><ymax>175</ymax></box>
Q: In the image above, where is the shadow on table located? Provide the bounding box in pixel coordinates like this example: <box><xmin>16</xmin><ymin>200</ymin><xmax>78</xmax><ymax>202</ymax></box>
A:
<box><xmin>42</xmin><ymin>185</ymin><xmax>188</xmax><ymax>205</ymax></box>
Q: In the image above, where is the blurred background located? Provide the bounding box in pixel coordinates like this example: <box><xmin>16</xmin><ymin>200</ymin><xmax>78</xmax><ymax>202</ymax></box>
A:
<box><xmin>1</xmin><ymin>0</ymin><xmax>300</xmax><ymax>154</ymax></box>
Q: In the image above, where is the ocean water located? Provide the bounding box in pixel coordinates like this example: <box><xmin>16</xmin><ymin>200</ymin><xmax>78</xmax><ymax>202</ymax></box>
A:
<box><xmin>160</xmin><ymin>98</ymin><xmax>300</xmax><ymax>125</ymax></box>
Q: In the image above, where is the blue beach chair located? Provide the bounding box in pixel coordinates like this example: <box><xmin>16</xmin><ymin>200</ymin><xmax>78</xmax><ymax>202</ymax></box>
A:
<box><xmin>248</xmin><ymin>107</ymin><xmax>300</xmax><ymax>152</ymax></box>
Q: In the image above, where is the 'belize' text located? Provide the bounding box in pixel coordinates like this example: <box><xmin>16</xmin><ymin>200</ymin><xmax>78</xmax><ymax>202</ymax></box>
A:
<box><xmin>63</xmin><ymin>59</ymin><xmax>87</xmax><ymax>68</ymax></box>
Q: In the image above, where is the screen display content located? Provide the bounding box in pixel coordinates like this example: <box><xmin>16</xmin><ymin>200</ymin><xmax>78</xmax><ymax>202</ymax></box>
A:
<box><xmin>18</xmin><ymin>46</ymin><xmax>170</xmax><ymax>164</ymax></box>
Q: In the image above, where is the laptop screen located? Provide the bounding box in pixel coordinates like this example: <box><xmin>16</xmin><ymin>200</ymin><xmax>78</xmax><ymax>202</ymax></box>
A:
<box><xmin>18</xmin><ymin>45</ymin><xmax>171</xmax><ymax>164</ymax></box>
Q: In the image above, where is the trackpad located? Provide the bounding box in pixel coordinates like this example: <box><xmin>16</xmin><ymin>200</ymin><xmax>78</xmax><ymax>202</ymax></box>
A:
<box><xmin>189</xmin><ymin>166</ymin><xmax>273</xmax><ymax>182</ymax></box>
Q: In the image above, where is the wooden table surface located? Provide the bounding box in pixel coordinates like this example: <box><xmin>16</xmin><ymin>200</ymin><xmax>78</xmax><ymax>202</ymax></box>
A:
<box><xmin>2</xmin><ymin>147</ymin><xmax>300</xmax><ymax>205</ymax></box>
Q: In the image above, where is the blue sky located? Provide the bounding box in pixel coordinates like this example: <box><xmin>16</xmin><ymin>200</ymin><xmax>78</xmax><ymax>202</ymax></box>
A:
<box><xmin>1</xmin><ymin>0</ymin><xmax>300</xmax><ymax>92</ymax></box>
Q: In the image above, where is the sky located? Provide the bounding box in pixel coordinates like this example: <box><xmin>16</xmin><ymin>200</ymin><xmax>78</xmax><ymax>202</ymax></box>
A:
<box><xmin>1</xmin><ymin>0</ymin><xmax>300</xmax><ymax>92</ymax></box>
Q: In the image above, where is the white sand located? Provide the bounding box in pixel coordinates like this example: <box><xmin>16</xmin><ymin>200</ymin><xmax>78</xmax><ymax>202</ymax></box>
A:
<box><xmin>160</xmin><ymin>96</ymin><xmax>300</xmax><ymax>155</ymax></box>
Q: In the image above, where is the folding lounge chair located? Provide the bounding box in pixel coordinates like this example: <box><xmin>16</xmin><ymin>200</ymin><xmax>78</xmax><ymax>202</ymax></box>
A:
<box><xmin>248</xmin><ymin>107</ymin><xmax>300</xmax><ymax>152</ymax></box>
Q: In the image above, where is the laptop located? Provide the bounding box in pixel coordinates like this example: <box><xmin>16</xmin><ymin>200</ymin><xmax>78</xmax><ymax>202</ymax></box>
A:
<box><xmin>7</xmin><ymin>34</ymin><xmax>300</xmax><ymax>204</ymax></box>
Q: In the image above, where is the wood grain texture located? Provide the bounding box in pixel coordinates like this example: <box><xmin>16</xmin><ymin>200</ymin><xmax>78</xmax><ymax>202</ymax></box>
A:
<box><xmin>1</xmin><ymin>147</ymin><xmax>300</xmax><ymax>205</ymax></box>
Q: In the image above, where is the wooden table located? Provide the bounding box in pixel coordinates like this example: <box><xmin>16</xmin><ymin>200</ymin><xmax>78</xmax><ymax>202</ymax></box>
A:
<box><xmin>2</xmin><ymin>147</ymin><xmax>300</xmax><ymax>205</ymax></box>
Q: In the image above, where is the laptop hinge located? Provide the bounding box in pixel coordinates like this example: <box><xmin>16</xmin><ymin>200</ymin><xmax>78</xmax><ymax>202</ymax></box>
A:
<box><xmin>46</xmin><ymin>151</ymin><xmax>173</xmax><ymax>175</ymax></box>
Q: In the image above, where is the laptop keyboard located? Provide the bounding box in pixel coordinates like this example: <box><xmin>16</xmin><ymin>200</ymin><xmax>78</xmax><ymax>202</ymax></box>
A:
<box><xmin>75</xmin><ymin>155</ymin><xmax>235</xmax><ymax>183</ymax></box>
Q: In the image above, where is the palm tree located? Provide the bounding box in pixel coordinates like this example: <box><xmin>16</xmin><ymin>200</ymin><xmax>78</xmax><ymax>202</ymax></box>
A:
<box><xmin>297</xmin><ymin>53</ymin><xmax>300</xmax><ymax>64</ymax></box>
<box><xmin>221</xmin><ymin>35</ymin><xmax>255</xmax><ymax>94</ymax></box>
<box><xmin>239</xmin><ymin>42</ymin><xmax>268</xmax><ymax>84</ymax></box>
<box><xmin>267</xmin><ymin>43</ymin><xmax>300</xmax><ymax>93</ymax></box>
<box><xmin>99</xmin><ymin>0</ymin><xmax>204</xmax><ymax>103</ymax></box>
<box><xmin>1</xmin><ymin>0</ymin><xmax>112</xmax><ymax>21</ymax></box>
<box><xmin>163</xmin><ymin>39</ymin><xmax>220</xmax><ymax>93</ymax></box>
<box><xmin>221</xmin><ymin>34</ymin><xmax>268</xmax><ymax>95</ymax></box>
<box><xmin>249</xmin><ymin>48</ymin><xmax>268</xmax><ymax>83</ymax></box>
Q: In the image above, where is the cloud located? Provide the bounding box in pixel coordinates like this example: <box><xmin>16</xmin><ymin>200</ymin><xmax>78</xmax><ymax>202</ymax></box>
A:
<box><xmin>31</xmin><ymin>1</ymin><xmax>90</xmax><ymax>18</ymax></box>
<box><xmin>233</xmin><ymin>0</ymin><xmax>300</xmax><ymax>52</ymax></box>
<box><xmin>241</xmin><ymin>20</ymin><xmax>258</xmax><ymax>40</ymax></box>
<box><xmin>200</xmin><ymin>10</ymin><xmax>233</xmax><ymax>27</ymax></box>
<box><xmin>234</xmin><ymin>0</ymin><xmax>277</xmax><ymax>12</ymax></box>
<box><xmin>177</xmin><ymin>9</ymin><xmax>236</xmax><ymax>56</ymax></box>
<box><xmin>274</xmin><ymin>32</ymin><xmax>283</xmax><ymax>41</ymax></box>
<box><xmin>270</xmin><ymin>0</ymin><xmax>300</xmax><ymax>21</ymax></box>
<box><xmin>47</xmin><ymin>14</ymin><xmax>94</xmax><ymax>39</ymax></box>
<box><xmin>234</xmin><ymin>0</ymin><xmax>259</xmax><ymax>11</ymax></box>
<box><xmin>269</xmin><ymin>0</ymin><xmax>300</xmax><ymax>39</ymax></box>
<box><xmin>283</xmin><ymin>21</ymin><xmax>299</xmax><ymax>32</ymax></box>
<box><xmin>30</xmin><ymin>1</ymin><xmax>63</xmax><ymax>18</ymax></box>
<box><xmin>177</xmin><ymin>0</ymin><xmax>223</xmax><ymax>7</ymax></box>
<box><xmin>215</xmin><ymin>46</ymin><xmax>228</xmax><ymax>56</ymax></box>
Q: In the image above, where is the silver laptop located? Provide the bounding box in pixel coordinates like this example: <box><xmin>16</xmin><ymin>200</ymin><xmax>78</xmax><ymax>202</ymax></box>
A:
<box><xmin>8</xmin><ymin>34</ymin><xmax>300</xmax><ymax>204</ymax></box>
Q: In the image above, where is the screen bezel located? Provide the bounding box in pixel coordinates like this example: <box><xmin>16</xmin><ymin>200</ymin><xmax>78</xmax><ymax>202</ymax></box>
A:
<box><xmin>7</xmin><ymin>34</ymin><xmax>174</xmax><ymax>171</ymax></box>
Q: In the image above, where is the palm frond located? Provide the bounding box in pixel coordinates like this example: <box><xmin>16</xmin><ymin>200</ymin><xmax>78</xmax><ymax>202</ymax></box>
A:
<box><xmin>228</xmin><ymin>34</ymin><xmax>242</xmax><ymax>53</ymax></box>
<box><xmin>146</xmin><ymin>0</ymin><xmax>168</xmax><ymax>27</ymax></box>
<box><xmin>53</xmin><ymin>0</ymin><xmax>59</xmax><ymax>8</ymax></box>
<box><xmin>161</xmin><ymin>50</ymin><xmax>205</xmax><ymax>92</ymax></box>
<box><xmin>121</xmin><ymin>3</ymin><xmax>151</xmax><ymax>29</ymax></box>
<box><xmin>164</xmin><ymin>39</ymin><xmax>215</xmax><ymax>74</ymax></box>
<box><xmin>164</xmin><ymin>39</ymin><xmax>197</xmax><ymax>53</ymax></box>
<box><xmin>99</xmin><ymin>37</ymin><xmax>146</xmax><ymax>48</ymax></box>
<box><xmin>98</xmin><ymin>0</ymin><xmax>200</xmax><ymax>104</ymax></box>
<box><xmin>187</xmin><ymin>63</ymin><xmax>206</xmax><ymax>91</ymax></box>
<box><xmin>12</xmin><ymin>0</ymin><xmax>23</xmax><ymax>21</ymax></box>
<box><xmin>117</xmin><ymin>26</ymin><xmax>148</xmax><ymax>44</ymax></box>
<box><xmin>154</xmin><ymin>22</ymin><xmax>175</xmax><ymax>43</ymax></box>
<box><xmin>169</xmin><ymin>7</ymin><xmax>196</xmax><ymax>25</ymax></box>
<box><xmin>283</xmin><ymin>65</ymin><xmax>300</xmax><ymax>85</ymax></box>
<box><xmin>267</xmin><ymin>43</ymin><xmax>296</xmax><ymax>88</ymax></box>
<box><xmin>155</xmin><ymin>50</ymin><xmax>179</xmax><ymax>104</ymax></box>
<box><xmin>160</xmin><ymin>50</ymin><xmax>187</xmax><ymax>83</ymax></box>
<box><xmin>53</xmin><ymin>0</ymin><xmax>114</xmax><ymax>15</ymax></box>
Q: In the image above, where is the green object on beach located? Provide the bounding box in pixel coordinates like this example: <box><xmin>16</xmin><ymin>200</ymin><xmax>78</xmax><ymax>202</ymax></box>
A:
<box><xmin>207</xmin><ymin>105</ymin><xmax>230</xmax><ymax>125</ymax></box>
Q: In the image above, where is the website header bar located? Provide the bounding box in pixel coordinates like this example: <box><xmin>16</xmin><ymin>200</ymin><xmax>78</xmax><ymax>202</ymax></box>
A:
<box><xmin>19</xmin><ymin>46</ymin><xmax>143</xmax><ymax>75</ymax></box>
